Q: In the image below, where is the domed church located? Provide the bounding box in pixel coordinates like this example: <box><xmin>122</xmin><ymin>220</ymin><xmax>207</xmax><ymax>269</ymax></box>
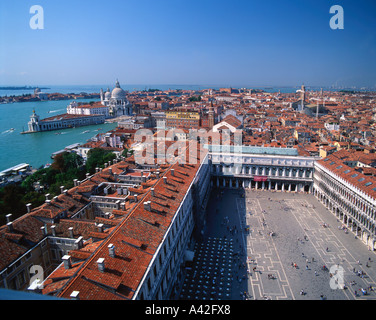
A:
<box><xmin>100</xmin><ymin>80</ymin><xmax>132</xmax><ymax>117</ymax></box>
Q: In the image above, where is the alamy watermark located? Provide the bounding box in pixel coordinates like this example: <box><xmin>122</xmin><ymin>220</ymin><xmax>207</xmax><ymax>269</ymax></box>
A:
<box><xmin>133</xmin><ymin>128</ymin><xmax>243</xmax><ymax>170</ymax></box>
<box><xmin>29</xmin><ymin>264</ymin><xmax>44</xmax><ymax>289</ymax></box>
<box><xmin>29</xmin><ymin>5</ymin><xmax>44</xmax><ymax>30</ymax></box>
<box><xmin>329</xmin><ymin>264</ymin><xmax>345</xmax><ymax>290</ymax></box>
<box><xmin>330</xmin><ymin>5</ymin><xmax>344</xmax><ymax>30</ymax></box>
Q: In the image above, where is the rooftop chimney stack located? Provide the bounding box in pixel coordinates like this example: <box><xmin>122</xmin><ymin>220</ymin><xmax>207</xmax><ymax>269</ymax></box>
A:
<box><xmin>75</xmin><ymin>236</ymin><xmax>83</xmax><ymax>249</ymax></box>
<box><xmin>97</xmin><ymin>258</ymin><xmax>105</xmax><ymax>272</ymax></box>
<box><xmin>70</xmin><ymin>291</ymin><xmax>80</xmax><ymax>300</ymax></box>
<box><xmin>5</xmin><ymin>214</ymin><xmax>12</xmax><ymax>224</ymax></box>
<box><xmin>97</xmin><ymin>223</ymin><xmax>104</xmax><ymax>233</ymax></box>
<box><xmin>163</xmin><ymin>176</ymin><xmax>167</xmax><ymax>184</ymax></box>
<box><xmin>144</xmin><ymin>201</ymin><xmax>151</xmax><ymax>211</ymax></box>
<box><xmin>171</xmin><ymin>169</ymin><xmax>175</xmax><ymax>176</ymax></box>
<box><xmin>151</xmin><ymin>188</ymin><xmax>155</xmax><ymax>196</ymax></box>
<box><xmin>26</xmin><ymin>203</ymin><xmax>32</xmax><ymax>213</ymax></box>
<box><xmin>73</xmin><ymin>179</ymin><xmax>78</xmax><ymax>187</ymax></box>
<box><xmin>108</xmin><ymin>168</ymin><xmax>112</xmax><ymax>175</ymax></box>
<box><xmin>51</xmin><ymin>225</ymin><xmax>56</xmax><ymax>236</ymax></box>
<box><xmin>45</xmin><ymin>193</ymin><xmax>50</xmax><ymax>201</ymax></box>
<box><xmin>60</xmin><ymin>186</ymin><xmax>65</xmax><ymax>194</ymax></box>
<box><xmin>41</xmin><ymin>226</ymin><xmax>47</xmax><ymax>236</ymax></box>
<box><xmin>108</xmin><ymin>244</ymin><xmax>115</xmax><ymax>258</ymax></box>
<box><xmin>68</xmin><ymin>227</ymin><xmax>74</xmax><ymax>238</ymax></box>
<box><xmin>7</xmin><ymin>222</ymin><xmax>13</xmax><ymax>233</ymax></box>
<box><xmin>62</xmin><ymin>255</ymin><xmax>72</xmax><ymax>269</ymax></box>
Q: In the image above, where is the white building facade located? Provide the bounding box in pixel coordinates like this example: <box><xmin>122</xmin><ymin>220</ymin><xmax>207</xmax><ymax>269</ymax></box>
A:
<box><xmin>314</xmin><ymin>161</ymin><xmax>376</xmax><ymax>250</ymax></box>
<box><xmin>208</xmin><ymin>145</ymin><xmax>317</xmax><ymax>193</ymax></box>
<box><xmin>100</xmin><ymin>80</ymin><xmax>132</xmax><ymax>117</ymax></box>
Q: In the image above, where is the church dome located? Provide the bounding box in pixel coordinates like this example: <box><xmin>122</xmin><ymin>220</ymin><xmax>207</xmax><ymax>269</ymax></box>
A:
<box><xmin>104</xmin><ymin>88</ymin><xmax>111</xmax><ymax>100</ymax></box>
<box><xmin>111</xmin><ymin>80</ymin><xmax>126</xmax><ymax>100</ymax></box>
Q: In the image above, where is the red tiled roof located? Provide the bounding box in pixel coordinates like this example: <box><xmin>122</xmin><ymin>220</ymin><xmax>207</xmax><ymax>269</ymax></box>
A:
<box><xmin>57</xmin><ymin>142</ymin><xmax>206</xmax><ymax>300</ymax></box>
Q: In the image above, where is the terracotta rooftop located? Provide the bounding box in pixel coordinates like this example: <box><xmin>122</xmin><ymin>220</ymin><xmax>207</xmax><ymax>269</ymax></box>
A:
<box><xmin>55</xmin><ymin>141</ymin><xmax>206</xmax><ymax>300</ymax></box>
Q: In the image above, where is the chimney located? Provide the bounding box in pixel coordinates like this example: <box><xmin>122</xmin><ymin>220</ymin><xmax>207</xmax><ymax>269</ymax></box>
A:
<box><xmin>156</xmin><ymin>172</ymin><xmax>160</xmax><ymax>179</ymax></box>
<box><xmin>86</xmin><ymin>173</ymin><xmax>90</xmax><ymax>179</ymax></box>
<box><xmin>121</xmin><ymin>202</ymin><xmax>126</xmax><ymax>210</ymax></box>
<box><xmin>108</xmin><ymin>244</ymin><xmax>115</xmax><ymax>258</ymax></box>
<box><xmin>75</xmin><ymin>236</ymin><xmax>83</xmax><ymax>249</ymax></box>
<box><xmin>134</xmin><ymin>194</ymin><xmax>138</xmax><ymax>202</ymax></box>
<box><xmin>171</xmin><ymin>169</ymin><xmax>175</xmax><ymax>176</ymax></box>
<box><xmin>73</xmin><ymin>179</ymin><xmax>78</xmax><ymax>187</ymax></box>
<box><xmin>51</xmin><ymin>225</ymin><xmax>56</xmax><ymax>236</ymax></box>
<box><xmin>105</xmin><ymin>212</ymin><xmax>110</xmax><ymax>219</ymax></box>
<box><xmin>70</xmin><ymin>291</ymin><xmax>80</xmax><ymax>300</ymax></box>
<box><xmin>96</xmin><ymin>167</ymin><xmax>100</xmax><ymax>173</ymax></box>
<box><xmin>97</xmin><ymin>223</ymin><xmax>104</xmax><ymax>233</ymax></box>
<box><xmin>26</xmin><ymin>203</ymin><xmax>32</xmax><ymax>213</ymax></box>
<box><xmin>97</xmin><ymin>258</ymin><xmax>105</xmax><ymax>272</ymax></box>
<box><xmin>60</xmin><ymin>186</ymin><xmax>65</xmax><ymax>194</ymax></box>
<box><xmin>62</xmin><ymin>255</ymin><xmax>72</xmax><ymax>269</ymax></box>
<box><xmin>163</xmin><ymin>176</ymin><xmax>167</xmax><ymax>184</ymax></box>
<box><xmin>63</xmin><ymin>189</ymin><xmax>68</xmax><ymax>195</ymax></box>
<box><xmin>7</xmin><ymin>222</ymin><xmax>13</xmax><ymax>233</ymax></box>
<box><xmin>41</xmin><ymin>226</ymin><xmax>47</xmax><ymax>236</ymax></box>
<box><xmin>151</xmin><ymin>188</ymin><xmax>155</xmax><ymax>196</ymax></box>
<box><xmin>68</xmin><ymin>227</ymin><xmax>74</xmax><ymax>238</ymax></box>
<box><xmin>143</xmin><ymin>201</ymin><xmax>151</xmax><ymax>211</ymax></box>
<box><xmin>115</xmin><ymin>200</ymin><xmax>120</xmax><ymax>209</ymax></box>
<box><xmin>45</xmin><ymin>193</ymin><xmax>50</xmax><ymax>201</ymax></box>
<box><xmin>108</xmin><ymin>168</ymin><xmax>112</xmax><ymax>175</ymax></box>
<box><xmin>5</xmin><ymin>214</ymin><xmax>12</xmax><ymax>224</ymax></box>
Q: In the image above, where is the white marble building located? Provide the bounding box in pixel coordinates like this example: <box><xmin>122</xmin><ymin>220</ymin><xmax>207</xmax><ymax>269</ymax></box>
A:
<box><xmin>100</xmin><ymin>80</ymin><xmax>132</xmax><ymax>117</ymax></box>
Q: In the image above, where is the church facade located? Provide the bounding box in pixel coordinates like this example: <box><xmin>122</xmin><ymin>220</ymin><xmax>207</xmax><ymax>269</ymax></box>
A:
<box><xmin>100</xmin><ymin>80</ymin><xmax>132</xmax><ymax>117</ymax></box>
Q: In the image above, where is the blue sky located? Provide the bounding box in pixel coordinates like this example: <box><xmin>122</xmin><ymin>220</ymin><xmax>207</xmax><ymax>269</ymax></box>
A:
<box><xmin>0</xmin><ymin>0</ymin><xmax>375</xmax><ymax>87</ymax></box>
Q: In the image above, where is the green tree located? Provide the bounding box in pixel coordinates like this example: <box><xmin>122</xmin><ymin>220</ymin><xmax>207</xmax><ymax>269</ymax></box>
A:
<box><xmin>86</xmin><ymin>148</ymin><xmax>116</xmax><ymax>174</ymax></box>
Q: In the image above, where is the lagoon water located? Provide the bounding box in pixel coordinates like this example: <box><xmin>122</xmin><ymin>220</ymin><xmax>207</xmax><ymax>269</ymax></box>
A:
<box><xmin>0</xmin><ymin>98</ymin><xmax>118</xmax><ymax>171</ymax></box>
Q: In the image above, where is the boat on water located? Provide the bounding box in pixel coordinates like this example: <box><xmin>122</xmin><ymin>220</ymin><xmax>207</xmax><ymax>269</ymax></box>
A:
<box><xmin>82</xmin><ymin>130</ymin><xmax>90</xmax><ymax>134</ymax></box>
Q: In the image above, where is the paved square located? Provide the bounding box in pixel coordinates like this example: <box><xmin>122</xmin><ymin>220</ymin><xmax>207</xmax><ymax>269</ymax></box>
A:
<box><xmin>199</xmin><ymin>188</ymin><xmax>376</xmax><ymax>300</ymax></box>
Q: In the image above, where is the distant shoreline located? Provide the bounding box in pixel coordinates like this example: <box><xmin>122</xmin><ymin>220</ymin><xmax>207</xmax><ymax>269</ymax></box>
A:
<box><xmin>0</xmin><ymin>86</ymin><xmax>50</xmax><ymax>90</ymax></box>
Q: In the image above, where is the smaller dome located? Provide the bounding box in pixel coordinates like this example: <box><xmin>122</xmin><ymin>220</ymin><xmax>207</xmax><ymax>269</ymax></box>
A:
<box><xmin>104</xmin><ymin>88</ymin><xmax>111</xmax><ymax>100</ymax></box>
